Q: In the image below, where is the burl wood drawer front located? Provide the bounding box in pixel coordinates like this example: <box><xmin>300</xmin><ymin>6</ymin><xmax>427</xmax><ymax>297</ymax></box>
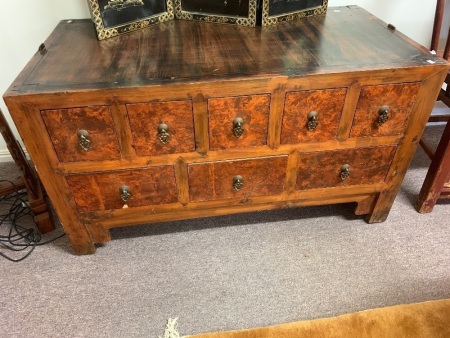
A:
<box><xmin>127</xmin><ymin>101</ymin><xmax>195</xmax><ymax>156</ymax></box>
<box><xmin>66</xmin><ymin>167</ymin><xmax>178</xmax><ymax>212</ymax></box>
<box><xmin>188</xmin><ymin>156</ymin><xmax>288</xmax><ymax>202</ymax></box>
<box><xmin>281</xmin><ymin>88</ymin><xmax>347</xmax><ymax>144</ymax></box>
<box><xmin>41</xmin><ymin>106</ymin><xmax>121</xmax><ymax>162</ymax></box>
<box><xmin>296</xmin><ymin>146</ymin><xmax>397</xmax><ymax>190</ymax></box>
<box><xmin>350</xmin><ymin>83</ymin><xmax>421</xmax><ymax>138</ymax></box>
<box><xmin>208</xmin><ymin>95</ymin><xmax>270</xmax><ymax>151</ymax></box>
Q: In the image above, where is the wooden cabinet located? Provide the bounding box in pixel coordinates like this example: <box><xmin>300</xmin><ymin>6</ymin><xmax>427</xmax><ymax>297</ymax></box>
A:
<box><xmin>3</xmin><ymin>6</ymin><xmax>448</xmax><ymax>254</ymax></box>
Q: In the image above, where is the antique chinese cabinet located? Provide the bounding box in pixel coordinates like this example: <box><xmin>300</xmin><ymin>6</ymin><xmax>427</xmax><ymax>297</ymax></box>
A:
<box><xmin>4</xmin><ymin>6</ymin><xmax>448</xmax><ymax>254</ymax></box>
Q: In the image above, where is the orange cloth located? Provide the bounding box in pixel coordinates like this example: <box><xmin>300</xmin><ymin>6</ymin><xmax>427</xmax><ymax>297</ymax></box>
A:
<box><xmin>192</xmin><ymin>299</ymin><xmax>450</xmax><ymax>338</ymax></box>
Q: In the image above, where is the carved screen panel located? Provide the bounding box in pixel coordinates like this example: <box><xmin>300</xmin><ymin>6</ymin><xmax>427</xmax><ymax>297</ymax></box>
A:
<box><xmin>88</xmin><ymin>0</ymin><xmax>175</xmax><ymax>40</ymax></box>
<box><xmin>174</xmin><ymin>0</ymin><xmax>258</xmax><ymax>26</ymax></box>
<box><xmin>262</xmin><ymin>0</ymin><xmax>327</xmax><ymax>26</ymax></box>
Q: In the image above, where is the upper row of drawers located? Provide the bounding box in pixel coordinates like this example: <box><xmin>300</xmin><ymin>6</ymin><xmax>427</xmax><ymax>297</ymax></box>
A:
<box><xmin>40</xmin><ymin>83</ymin><xmax>421</xmax><ymax>163</ymax></box>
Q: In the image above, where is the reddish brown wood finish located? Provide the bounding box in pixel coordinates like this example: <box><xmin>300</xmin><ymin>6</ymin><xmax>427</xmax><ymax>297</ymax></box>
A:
<box><xmin>416</xmin><ymin>0</ymin><xmax>450</xmax><ymax>213</ymax></box>
<box><xmin>10</xmin><ymin>9</ymin><xmax>436</xmax><ymax>93</ymax></box>
<box><xmin>296</xmin><ymin>146</ymin><xmax>397</xmax><ymax>190</ymax></box>
<box><xmin>3</xmin><ymin>6</ymin><xmax>449</xmax><ymax>254</ymax></box>
<box><xmin>208</xmin><ymin>95</ymin><xmax>270</xmax><ymax>150</ymax></box>
<box><xmin>188</xmin><ymin>156</ymin><xmax>287</xmax><ymax>202</ymax></box>
<box><xmin>41</xmin><ymin>106</ymin><xmax>121</xmax><ymax>162</ymax></box>
<box><xmin>431</xmin><ymin>0</ymin><xmax>446</xmax><ymax>52</ymax></box>
<box><xmin>66</xmin><ymin>167</ymin><xmax>178</xmax><ymax>212</ymax></box>
<box><xmin>367</xmin><ymin>68</ymin><xmax>448</xmax><ymax>223</ymax></box>
<box><xmin>281</xmin><ymin>88</ymin><xmax>347</xmax><ymax>144</ymax></box>
<box><xmin>350</xmin><ymin>83</ymin><xmax>421</xmax><ymax>138</ymax></box>
<box><xmin>126</xmin><ymin>101</ymin><xmax>195</xmax><ymax>156</ymax></box>
<box><xmin>416</xmin><ymin>119</ymin><xmax>450</xmax><ymax>213</ymax></box>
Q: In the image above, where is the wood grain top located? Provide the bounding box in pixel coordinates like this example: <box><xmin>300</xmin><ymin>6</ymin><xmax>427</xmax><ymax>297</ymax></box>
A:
<box><xmin>4</xmin><ymin>6</ymin><xmax>447</xmax><ymax>95</ymax></box>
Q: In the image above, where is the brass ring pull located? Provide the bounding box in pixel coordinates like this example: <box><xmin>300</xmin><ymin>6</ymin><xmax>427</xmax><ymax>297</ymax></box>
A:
<box><xmin>307</xmin><ymin>111</ymin><xmax>318</xmax><ymax>132</ymax></box>
<box><xmin>77</xmin><ymin>130</ymin><xmax>91</xmax><ymax>151</ymax></box>
<box><xmin>119</xmin><ymin>185</ymin><xmax>131</xmax><ymax>203</ymax></box>
<box><xmin>340</xmin><ymin>164</ymin><xmax>350</xmax><ymax>181</ymax></box>
<box><xmin>233</xmin><ymin>117</ymin><xmax>244</xmax><ymax>138</ymax></box>
<box><xmin>157</xmin><ymin>123</ymin><xmax>171</xmax><ymax>144</ymax></box>
<box><xmin>233</xmin><ymin>175</ymin><xmax>244</xmax><ymax>191</ymax></box>
<box><xmin>378</xmin><ymin>105</ymin><xmax>389</xmax><ymax>124</ymax></box>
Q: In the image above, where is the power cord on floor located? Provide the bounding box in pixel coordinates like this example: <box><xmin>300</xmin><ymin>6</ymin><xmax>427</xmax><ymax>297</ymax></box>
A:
<box><xmin>0</xmin><ymin>179</ymin><xmax>65</xmax><ymax>262</ymax></box>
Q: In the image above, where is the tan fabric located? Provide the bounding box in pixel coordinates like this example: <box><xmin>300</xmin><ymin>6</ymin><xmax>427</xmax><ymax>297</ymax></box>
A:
<box><xmin>191</xmin><ymin>299</ymin><xmax>450</xmax><ymax>338</ymax></box>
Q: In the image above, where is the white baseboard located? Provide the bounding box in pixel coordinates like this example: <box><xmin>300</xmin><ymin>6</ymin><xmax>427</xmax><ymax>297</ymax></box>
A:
<box><xmin>0</xmin><ymin>148</ymin><xmax>29</xmax><ymax>163</ymax></box>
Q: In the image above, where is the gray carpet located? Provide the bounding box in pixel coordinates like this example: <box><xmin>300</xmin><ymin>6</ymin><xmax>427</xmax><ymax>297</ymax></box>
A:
<box><xmin>1</xmin><ymin>124</ymin><xmax>449</xmax><ymax>338</ymax></box>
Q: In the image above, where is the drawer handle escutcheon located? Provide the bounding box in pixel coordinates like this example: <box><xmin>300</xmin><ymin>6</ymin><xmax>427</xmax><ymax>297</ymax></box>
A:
<box><xmin>307</xmin><ymin>111</ymin><xmax>318</xmax><ymax>132</ymax></box>
<box><xmin>340</xmin><ymin>164</ymin><xmax>350</xmax><ymax>181</ymax></box>
<box><xmin>77</xmin><ymin>130</ymin><xmax>91</xmax><ymax>151</ymax></box>
<box><xmin>233</xmin><ymin>175</ymin><xmax>244</xmax><ymax>191</ymax></box>
<box><xmin>119</xmin><ymin>185</ymin><xmax>131</xmax><ymax>203</ymax></box>
<box><xmin>233</xmin><ymin>117</ymin><xmax>245</xmax><ymax>138</ymax></box>
<box><xmin>378</xmin><ymin>106</ymin><xmax>389</xmax><ymax>124</ymax></box>
<box><xmin>157</xmin><ymin>123</ymin><xmax>171</xmax><ymax>144</ymax></box>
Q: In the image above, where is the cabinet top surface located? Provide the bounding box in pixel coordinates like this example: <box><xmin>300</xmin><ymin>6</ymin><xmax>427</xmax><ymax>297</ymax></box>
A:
<box><xmin>5</xmin><ymin>6</ymin><xmax>447</xmax><ymax>96</ymax></box>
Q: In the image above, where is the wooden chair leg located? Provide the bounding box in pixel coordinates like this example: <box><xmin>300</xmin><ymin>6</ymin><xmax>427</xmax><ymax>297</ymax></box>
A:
<box><xmin>0</xmin><ymin>108</ymin><xmax>56</xmax><ymax>233</ymax></box>
<box><xmin>431</xmin><ymin>0</ymin><xmax>446</xmax><ymax>51</ymax></box>
<box><xmin>419</xmin><ymin>139</ymin><xmax>435</xmax><ymax>160</ymax></box>
<box><xmin>416</xmin><ymin>118</ymin><xmax>450</xmax><ymax>213</ymax></box>
<box><xmin>27</xmin><ymin>182</ymin><xmax>55</xmax><ymax>234</ymax></box>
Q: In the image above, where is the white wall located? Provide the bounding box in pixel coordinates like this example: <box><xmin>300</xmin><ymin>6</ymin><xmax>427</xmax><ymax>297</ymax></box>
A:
<box><xmin>0</xmin><ymin>0</ymin><xmax>437</xmax><ymax>161</ymax></box>
<box><xmin>0</xmin><ymin>0</ymin><xmax>91</xmax><ymax>161</ymax></box>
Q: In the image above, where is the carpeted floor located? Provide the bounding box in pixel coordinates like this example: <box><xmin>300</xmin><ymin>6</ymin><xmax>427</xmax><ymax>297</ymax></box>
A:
<box><xmin>0</xmin><ymin>123</ymin><xmax>449</xmax><ymax>337</ymax></box>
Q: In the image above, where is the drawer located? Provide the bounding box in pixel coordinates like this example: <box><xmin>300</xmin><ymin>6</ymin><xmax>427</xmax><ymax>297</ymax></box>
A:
<box><xmin>127</xmin><ymin>100</ymin><xmax>195</xmax><ymax>156</ymax></box>
<box><xmin>281</xmin><ymin>88</ymin><xmax>347</xmax><ymax>144</ymax></box>
<box><xmin>208</xmin><ymin>94</ymin><xmax>270</xmax><ymax>151</ymax></box>
<box><xmin>350</xmin><ymin>83</ymin><xmax>421</xmax><ymax>138</ymax></box>
<box><xmin>188</xmin><ymin>155</ymin><xmax>287</xmax><ymax>202</ymax></box>
<box><xmin>41</xmin><ymin>106</ymin><xmax>121</xmax><ymax>162</ymax></box>
<box><xmin>66</xmin><ymin>167</ymin><xmax>178</xmax><ymax>212</ymax></box>
<box><xmin>296</xmin><ymin>146</ymin><xmax>397</xmax><ymax>190</ymax></box>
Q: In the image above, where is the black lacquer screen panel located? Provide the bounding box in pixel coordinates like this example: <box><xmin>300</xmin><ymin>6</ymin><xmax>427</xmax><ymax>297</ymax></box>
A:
<box><xmin>174</xmin><ymin>0</ymin><xmax>258</xmax><ymax>26</ymax></box>
<box><xmin>98</xmin><ymin>0</ymin><xmax>168</xmax><ymax>28</ymax></box>
<box><xmin>88</xmin><ymin>0</ymin><xmax>174</xmax><ymax>40</ymax></box>
<box><xmin>180</xmin><ymin>0</ymin><xmax>250</xmax><ymax>17</ymax></box>
<box><xmin>261</xmin><ymin>0</ymin><xmax>328</xmax><ymax>26</ymax></box>
<box><xmin>268</xmin><ymin>0</ymin><xmax>324</xmax><ymax>16</ymax></box>
<box><xmin>88</xmin><ymin>0</ymin><xmax>328</xmax><ymax>39</ymax></box>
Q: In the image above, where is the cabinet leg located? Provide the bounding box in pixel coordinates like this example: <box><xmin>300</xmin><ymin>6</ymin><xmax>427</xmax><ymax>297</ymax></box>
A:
<box><xmin>61</xmin><ymin>222</ymin><xmax>97</xmax><ymax>255</ymax></box>
<box><xmin>364</xmin><ymin>191</ymin><xmax>394</xmax><ymax>224</ymax></box>
<box><xmin>365</xmin><ymin>209</ymin><xmax>390</xmax><ymax>224</ymax></box>
<box><xmin>355</xmin><ymin>195</ymin><xmax>377</xmax><ymax>216</ymax></box>
<box><xmin>70</xmin><ymin>241</ymin><xmax>97</xmax><ymax>255</ymax></box>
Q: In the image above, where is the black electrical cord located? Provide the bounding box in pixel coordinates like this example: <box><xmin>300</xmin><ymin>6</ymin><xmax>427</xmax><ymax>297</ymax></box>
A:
<box><xmin>0</xmin><ymin>180</ymin><xmax>65</xmax><ymax>262</ymax></box>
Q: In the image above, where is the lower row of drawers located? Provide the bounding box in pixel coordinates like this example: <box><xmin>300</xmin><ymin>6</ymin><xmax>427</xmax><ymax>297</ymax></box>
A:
<box><xmin>66</xmin><ymin>146</ymin><xmax>397</xmax><ymax>212</ymax></box>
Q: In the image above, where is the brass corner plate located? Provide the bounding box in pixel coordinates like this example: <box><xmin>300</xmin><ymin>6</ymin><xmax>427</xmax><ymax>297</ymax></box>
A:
<box><xmin>88</xmin><ymin>0</ymin><xmax>175</xmax><ymax>40</ymax></box>
<box><xmin>174</xmin><ymin>0</ymin><xmax>258</xmax><ymax>27</ymax></box>
<box><xmin>262</xmin><ymin>0</ymin><xmax>328</xmax><ymax>26</ymax></box>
